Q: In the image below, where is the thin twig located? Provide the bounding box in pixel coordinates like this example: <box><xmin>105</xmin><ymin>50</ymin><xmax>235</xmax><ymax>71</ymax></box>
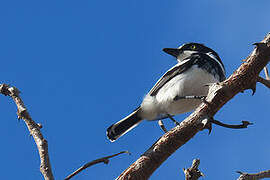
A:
<box><xmin>210</xmin><ymin>119</ymin><xmax>253</xmax><ymax>129</ymax></box>
<box><xmin>237</xmin><ymin>169</ymin><xmax>270</xmax><ymax>180</ymax></box>
<box><xmin>0</xmin><ymin>84</ymin><xmax>54</xmax><ymax>180</ymax></box>
<box><xmin>65</xmin><ymin>151</ymin><xmax>130</xmax><ymax>180</ymax></box>
<box><xmin>183</xmin><ymin>159</ymin><xmax>204</xmax><ymax>180</ymax></box>
<box><xmin>257</xmin><ymin>76</ymin><xmax>270</xmax><ymax>88</ymax></box>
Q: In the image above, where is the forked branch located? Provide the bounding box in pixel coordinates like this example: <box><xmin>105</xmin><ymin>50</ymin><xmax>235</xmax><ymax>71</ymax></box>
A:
<box><xmin>65</xmin><ymin>151</ymin><xmax>130</xmax><ymax>180</ymax></box>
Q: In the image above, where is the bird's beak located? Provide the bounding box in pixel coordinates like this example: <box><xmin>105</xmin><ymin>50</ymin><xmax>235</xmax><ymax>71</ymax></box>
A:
<box><xmin>163</xmin><ymin>48</ymin><xmax>181</xmax><ymax>58</ymax></box>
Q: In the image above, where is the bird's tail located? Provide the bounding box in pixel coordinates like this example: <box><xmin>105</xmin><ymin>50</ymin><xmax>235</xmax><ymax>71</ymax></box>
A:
<box><xmin>107</xmin><ymin>107</ymin><xmax>142</xmax><ymax>142</ymax></box>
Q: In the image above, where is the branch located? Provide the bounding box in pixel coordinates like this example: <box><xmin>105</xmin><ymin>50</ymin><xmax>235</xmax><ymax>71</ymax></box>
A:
<box><xmin>237</xmin><ymin>170</ymin><xmax>270</xmax><ymax>180</ymax></box>
<box><xmin>257</xmin><ymin>76</ymin><xmax>270</xmax><ymax>88</ymax></box>
<box><xmin>183</xmin><ymin>159</ymin><xmax>204</xmax><ymax>180</ymax></box>
<box><xmin>65</xmin><ymin>151</ymin><xmax>130</xmax><ymax>180</ymax></box>
<box><xmin>211</xmin><ymin>119</ymin><xmax>253</xmax><ymax>129</ymax></box>
<box><xmin>0</xmin><ymin>84</ymin><xmax>54</xmax><ymax>180</ymax></box>
<box><xmin>116</xmin><ymin>33</ymin><xmax>270</xmax><ymax>180</ymax></box>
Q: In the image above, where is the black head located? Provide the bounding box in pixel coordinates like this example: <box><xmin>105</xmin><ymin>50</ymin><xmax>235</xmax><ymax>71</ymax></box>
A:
<box><xmin>163</xmin><ymin>43</ymin><xmax>224</xmax><ymax>69</ymax></box>
<box><xmin>163</xmin><ymin>43</ymin><xmax>217</xmax><ymax>57</ymax></box>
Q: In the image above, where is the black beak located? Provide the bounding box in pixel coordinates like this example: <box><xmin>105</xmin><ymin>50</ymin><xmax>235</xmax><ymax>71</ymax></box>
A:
<box><xmin>163</xmin><ymin>48</ymin><xmax>181</xmax><ymax>58</ymax></box>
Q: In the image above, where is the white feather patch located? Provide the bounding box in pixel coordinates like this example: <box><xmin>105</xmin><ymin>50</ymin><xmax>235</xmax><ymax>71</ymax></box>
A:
<box><xmin>140</xmin><ymin>94</ymin><xmax>159</xmax><ymax>120</ymax></box>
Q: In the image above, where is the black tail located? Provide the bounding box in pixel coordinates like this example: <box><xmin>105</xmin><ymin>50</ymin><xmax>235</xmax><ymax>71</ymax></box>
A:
<box><xmin>107</xmin><ymin>108</ymin><xmax>142</xmax><ymax>142</ymax></box>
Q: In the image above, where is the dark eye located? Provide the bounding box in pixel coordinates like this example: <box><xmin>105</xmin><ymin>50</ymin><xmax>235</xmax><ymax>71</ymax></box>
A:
<box><xmin>190</xmin><ymin>45</ymin><xmax>196</xmax><ymax>50</ymax></box>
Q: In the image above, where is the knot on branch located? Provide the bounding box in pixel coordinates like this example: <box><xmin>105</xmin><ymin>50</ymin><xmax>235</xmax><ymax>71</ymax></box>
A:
<box><xmin>0</xmin><ymin>84</ymin><xmax>21</xmax><ymax>97</ymax></box>
<box><xmin>8</xmin><ymin>86</ymin><xmax>21</xmax><ymax>97</ymax></box>
<box><xmin>17</xmin><ymin>109</ymin><xmax>28</xmax><ymax>120</ymax></box>
<box><xmin>0</xmin><ymin>84</ymin><xmax>11</xmax><ymax>96</ymax></box>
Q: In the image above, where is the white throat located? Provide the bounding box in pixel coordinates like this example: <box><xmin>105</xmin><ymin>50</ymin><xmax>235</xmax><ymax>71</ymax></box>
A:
<box><xmin>177</xmin><ymin>50</ymin><xmax>198</xmax><ymax>62</ymax></box>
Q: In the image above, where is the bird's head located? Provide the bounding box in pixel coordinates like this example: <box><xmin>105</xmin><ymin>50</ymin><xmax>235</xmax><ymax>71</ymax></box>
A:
<box><xmin>163</xmin><ymin>43</ymin><xmax>221</xmax><ymax>62</ymax></box>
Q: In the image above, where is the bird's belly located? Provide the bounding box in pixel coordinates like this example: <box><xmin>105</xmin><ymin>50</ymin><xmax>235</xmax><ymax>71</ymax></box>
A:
<box><xmin>165</xmin><ymin>99</ymin><xmax>201</xmax><ymax>115</ymax></box>
<box><xmin>155</xmin><ymin>67</ymin><xmax>219</xmax><ymax>115</ymax></box>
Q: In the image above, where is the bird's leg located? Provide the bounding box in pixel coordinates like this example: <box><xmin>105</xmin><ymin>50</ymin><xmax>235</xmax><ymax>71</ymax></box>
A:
<box><xmin>158</xmin><ymin>120</ymin><xmax>168</xmax><ymax>133</ymax></box>
<box><xmin>167</xmin><ymin>114</ymin><xmax>180</xmax><ymax>126</ymax></box>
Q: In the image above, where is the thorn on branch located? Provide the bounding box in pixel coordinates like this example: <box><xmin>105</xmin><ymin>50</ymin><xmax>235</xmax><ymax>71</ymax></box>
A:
<box><xmin>249</xmin><ymin>84</ymin><xmax>256</xmax><ymax>95</ymax></box>
<box><xmin>65</xmin><ymin>151</ymin><xmax>130</xmax><ymax>180</ymax></box>
<box><xmin>253</xmin><ymin>42</ymin><xmax>265</xmax><ymax>48</ymax></box>
<box><xmin>253</xmin><ymin>42</ymin><xmax>269</xmax><ymax>54</ymax></box>
<box><xmin>201</xmin><ymin>118</ymin><xmax>212</xmax><ymax>134</ymax></box>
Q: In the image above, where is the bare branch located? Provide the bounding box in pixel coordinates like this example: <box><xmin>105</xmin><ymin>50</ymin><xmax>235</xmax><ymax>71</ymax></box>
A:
<box><xmin>211</xmin><ymin>119</ymin><xmax>253</xmax><ymax>129</ymax></box>
<box><xmin>183</xmin><ymin>159</ymin><xmax>204</xmax><ymax>180</ymax></box>
<box><xmin>0</xmin><ymin>84</ymin><xmax>54</xmax><ymax>180</ymax></box>
<box><xmin>257</xmin><ymin>76</ymin><xmax>270</xmax><ymax>88</ymax></box>
<box><xmin>237</xmin><ymin>170</ymin><xmax>270</xmax><ymax>180</ymax></box>
<box><xmin>116</xmin><ymin>33</ymin><xmax>270</xmax><ymax>180</ymax></box>
<box><xmin>257</xmin><ymin>64</ymin><xmax>270</xmax><ymax>88</ymax></box>
<box><xmin>65</xmin><ymin>151</ymin><xmax>130</xmax><ymax>180</ymax></box>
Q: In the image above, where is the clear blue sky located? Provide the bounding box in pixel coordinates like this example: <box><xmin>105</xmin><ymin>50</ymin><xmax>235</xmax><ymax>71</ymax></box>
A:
<box><xmin>0</xmin><ymin>1</ymin><xmax>269</xmax><ymax>179</ymax></box>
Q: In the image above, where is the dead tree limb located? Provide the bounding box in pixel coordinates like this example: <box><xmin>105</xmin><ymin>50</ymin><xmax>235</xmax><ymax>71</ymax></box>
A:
<box><xmin>237</xmin><ymin>170</ymin><xmax>270</xmax><ymax>180</ymax></box>
<box><xmin>116</xmin><ymin>33</ymin><xmax>270</xmax><ymax>180</ymax></box>
<box><xmin>65</xmin><ymin>151</ymin><xmax>130</xmax><ymax>180</ymax></box>
<box><xmin>183</xmin><ymin>159</ymin><xmax>204</xmax><ymax>180</ymax></box>
<box><xmin>0</xmin><ymin>84</ymin><xmax>54</xmax><ymax>180</ymax></box>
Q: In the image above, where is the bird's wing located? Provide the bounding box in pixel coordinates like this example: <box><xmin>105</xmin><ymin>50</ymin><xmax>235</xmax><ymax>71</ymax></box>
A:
<box><xmin>149</xmin><ymin>57</ymin><xmax>196</xmax><ymax>96</ymax></box>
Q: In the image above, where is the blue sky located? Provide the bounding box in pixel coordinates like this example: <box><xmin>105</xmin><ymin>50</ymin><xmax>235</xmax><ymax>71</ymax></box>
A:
<box><xmin>0</xmin><ymin>1</ymin><xmax>269</xmax><ymax>179</ymax></box>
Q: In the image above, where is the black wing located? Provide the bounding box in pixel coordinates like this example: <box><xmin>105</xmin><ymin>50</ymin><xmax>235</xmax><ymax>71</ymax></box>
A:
<box><xmin>192</xmin><ymin>53</ymin><xmax>226</xmax><ymax>81</ymax></box>
<box><xmin>149</xmin><ymin>58</ymin><xmax>195</xmax><ymax>96</ymax></box>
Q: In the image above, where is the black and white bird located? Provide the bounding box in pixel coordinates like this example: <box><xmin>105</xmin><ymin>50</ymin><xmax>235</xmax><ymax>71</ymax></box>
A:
<box><xmin>107</xmin><ymin>43</ymin><xmax>226</xmax><ymax>142</ymax></box>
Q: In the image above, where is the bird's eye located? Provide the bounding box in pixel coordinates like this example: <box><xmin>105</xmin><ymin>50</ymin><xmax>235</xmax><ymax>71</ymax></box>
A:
<box><xmin>190</xmin><ymin>45</ymin><xmax>196</xmax><ymax>50</ymax></box>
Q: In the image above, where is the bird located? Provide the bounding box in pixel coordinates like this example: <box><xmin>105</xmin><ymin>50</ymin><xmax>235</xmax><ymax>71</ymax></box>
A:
<box><xmin>107</xmin><ymin>43</ymin><xmax>226</xmax><ymax>142</ymax></box>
